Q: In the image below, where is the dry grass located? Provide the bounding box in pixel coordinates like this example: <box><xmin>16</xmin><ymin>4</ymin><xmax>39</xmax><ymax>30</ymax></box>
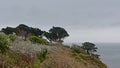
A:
<box><xmin>40</xmin><ymin>52</ymin><xmax>86</xmax><ymax>68</ymax></box>
<box><xmin>39</xmin><ymin>45</ymin><xmax>107</xmax><ymax>68</ymax></box>
<box><xmin>0</xmin><ymin>41</ymin><xmax>107</xmax><ymax>68</ymax></box>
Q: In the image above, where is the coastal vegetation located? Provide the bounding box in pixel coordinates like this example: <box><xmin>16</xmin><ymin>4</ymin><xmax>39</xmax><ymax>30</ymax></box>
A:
<box><xmin>0</xmin><ymin>24</ymin><xmax>107</xmax><ymax>68</ymax></box>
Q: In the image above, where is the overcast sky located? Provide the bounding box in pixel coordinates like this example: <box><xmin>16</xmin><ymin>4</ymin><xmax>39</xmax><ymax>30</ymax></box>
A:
<box><xmin>0</xmin><ymin>0</ymin><xmax>120</xmax><ymax>43</ymax></box>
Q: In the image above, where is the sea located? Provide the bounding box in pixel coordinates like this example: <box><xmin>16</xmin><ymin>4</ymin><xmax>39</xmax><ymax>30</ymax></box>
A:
<box><xmin>96</xmin><ymin>43</ymin><xmax>120</xmax><ymax>68</ymax></box>
<box><xmin>64</xmin><ymin>43</ymin><xmax>120</xmax><ymax>68</ymax></box>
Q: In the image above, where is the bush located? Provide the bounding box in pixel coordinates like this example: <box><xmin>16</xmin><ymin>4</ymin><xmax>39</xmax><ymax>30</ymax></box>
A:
<box><xmin>39</xmin><ymin>49</ymin><xmax>48</xmax><ymax>63</ymax></box>
<box><xmin>71</xmin><ymin>44</ymin><xmax>85</xmax><ymax>54</ymax></box>
<box><xmin>0</xmin><ymin>33</ymin><xmax>9</xmax><ymax>53</ymax></box>
<box><xmin>91</xmin><ymin>54</ymin><xmax>100</xmax><ymax>59</ymax></box>
<box><xmin>9</xmin><ymin>41</ymin><xmax>49</xmax><ymax>67</ymax></box>
<box><xmin>10</xmin><ymin>41</ymin><xmax>44</xmax><ymax>58</ymax></box>
<box><xmin>8</xmin><ymin>34</ymin><xmax>17</xmax><ymax>42</ymax></box>
<box><xmin>29</xmin><ymin>36</ymin><xmax>48</xmax><ymax>45</ymax></box>
<box><xmin>75</xmin><ymin>56</ymin><xmax>85</xmax><ymax>63</ymax></box>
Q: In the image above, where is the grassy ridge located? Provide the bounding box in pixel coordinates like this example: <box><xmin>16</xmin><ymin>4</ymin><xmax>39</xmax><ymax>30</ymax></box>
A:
<box><xmin>0</xmin><ymin>33</ymin><xmax>107</xmax><ymax>68</ymax></box>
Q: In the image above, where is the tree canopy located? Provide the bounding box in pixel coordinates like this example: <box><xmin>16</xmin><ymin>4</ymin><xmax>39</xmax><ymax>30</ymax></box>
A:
<box><xmin>1</xmin><ymin>27</ymin><xmax>16</xmax><ymax>35</ymax></box>
<box><xmin>81</xmin><ymin>42</ymin><xmax>98</xmax><ymax>55</ymax></box>
<box><xmin>1</xmin><ymin>24</ymin><xmax>43</xmax><ymax>41</ymax></box>
<box><xmin>1</xmin><ymin>24</ymin><xmax>69</xmax><ymax>44</ymax></box>
<box><xmin>44</xmin><ymin>26</ymin><xmax>69</xmax><ymax>44</ymax></box>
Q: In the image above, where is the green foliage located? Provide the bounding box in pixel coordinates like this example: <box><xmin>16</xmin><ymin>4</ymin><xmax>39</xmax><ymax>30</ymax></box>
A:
<box><xmin>71</xmin><ymin>44</ymin><xmax>85</xmax><ymax>54</ymax></box>
<box><xmin>75</xmin><ymin>56</ymin><xmax>85</xmax><ymax>63</ymax></box>
<box><xmin>39</xmin><ymin>49</ymin><xmax>48</xmax><ymax>63</ymax></box>
<box><xmin>81</xmin><ymin>42</ymin><xmax>98</xmax><ymax>55</ymax></box>
<box><xmin>1</xmin><ymin>24</ymin><xmax>44</xmax><ymax>41</ymax></box>
<box><xmin>1</xmin><ymin>24</ymin><xmax>69</xmax><ymax>44</ymax></box>
<box><xmin>29</xmin><ymin>27</ymin><xmax>43</xmax><ymax>37</ymax></box>
<box><xmin>29</xmin><ymin>36</ymin><xmax>48</xmax><ymax>45</ymax></box>
<box><xmin>8</xmin><ymin>34</ymin><xmax>17</xmax><ymax>42</ymax></box>
<box><xmin>91</xmin><ymin>54</ymin><xmax>100</xmax><ymax>59</ymax></box>
<box><xmin>1</xmin><ymin>27</ymin><xmax>16</xmax><ymax>35</ymax></box>
<box><xmin>16</xmin><ymin>24</ymin><xmax>31</xmax><ymax>40</ymax></box>
<box><xmin>16</xmin><ymin>24</ymin><xmax>43</xmax><ymax>40</ymax></box>
<box><xmin>16</xmin><ymin>24</ymin><xmax>43</xmax><ymax>37</ymax></box>
<box><xmin>44</xmin><ymin>32</ymin><xmax>53</xmax><ymax>43</ymax></box>
<box><xmin>16</xmin><ymin>24</ymin><xmax>29</xmax><ymax>32</ymax></box>
<box><xmin>44</xmin><ymin>26</ymin><xmax>69</xmax><ymax>44</ymax></box>
<box><xmin>0</xmin><ymin>33</ymin><xmax>9</xmax><ymax>53</ymax></box>
<box><xmin>33</xmin><ymin>58</ymin><xmax>41</xmax><ymax>68</ymax></box>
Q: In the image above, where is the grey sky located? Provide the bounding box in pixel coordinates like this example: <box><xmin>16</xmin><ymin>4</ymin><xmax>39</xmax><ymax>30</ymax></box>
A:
<box><xmin>0</xmin><ymin>0</ymin><xmax>120</xmax><ymax>43</ymax></box>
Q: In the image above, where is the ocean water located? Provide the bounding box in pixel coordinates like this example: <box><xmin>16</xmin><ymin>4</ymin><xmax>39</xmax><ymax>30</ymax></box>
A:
<box><xmin>96</xmin><ymin>43</ymin><xmax>120</xmax><ymax>68</ymax></box>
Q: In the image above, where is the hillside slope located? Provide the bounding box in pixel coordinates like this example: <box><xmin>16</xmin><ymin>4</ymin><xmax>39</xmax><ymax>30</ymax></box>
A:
<box><xmin>0</xmin><ymin>41</ymin><xmax>107</xmax><ymax>68</ymax></box>
<box><xmin>40</xmin><ymin>45</ymin><xmax>107</xmax><ymax>68</ymax></box>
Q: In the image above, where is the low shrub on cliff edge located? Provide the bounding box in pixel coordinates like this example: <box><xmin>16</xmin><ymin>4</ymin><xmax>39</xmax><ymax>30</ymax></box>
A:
<box><xmin>29</xmin><ymin>36</ymin><xmax>48</xmax><ymax>45</ymax></box>
<box><xmin>0</xmin><ymin>33</ymin><xmax>9</xmax><ymax>54</ymax></box>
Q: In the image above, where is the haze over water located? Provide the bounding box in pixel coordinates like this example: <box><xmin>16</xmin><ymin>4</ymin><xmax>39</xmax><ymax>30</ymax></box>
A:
<box><xmin>96</xmin><ymin>43</ymin><xmax>120</xmax><ymax>68</ymax></box>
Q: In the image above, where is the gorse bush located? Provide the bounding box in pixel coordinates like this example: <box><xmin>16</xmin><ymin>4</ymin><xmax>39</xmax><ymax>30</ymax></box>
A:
<box><xmin>29</xmin><ymin>36</ymin><xmax>48</xmax><ymax>45</ymax></box>
<box><xmin>0</xmin><ymin>33</ymin><xmax>9</xmax><ymax>53</ymax></box>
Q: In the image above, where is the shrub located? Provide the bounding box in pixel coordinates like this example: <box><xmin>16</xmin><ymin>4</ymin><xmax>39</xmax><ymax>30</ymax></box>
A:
<box><xmin>39</xmin><ymin>49</ymin><xmax>48</xmax><ymax>63</ymax></box>
<box><xmin>10</xmin><ymin>41</ymin><xmax>42</xmax><ymax>58</ymax></box>
<box><xmin>91</xmin><ymin>54</ymin><xmax>100</xmax><ymax>59</ymax></box>
<box><xmin>75</xmin><ymin>56</ymin><xmax>85</xmax><ymax>63</ymax></box>
<box><xmin>29</xmin><ymin>36</ymin><xmax>48</xmax><ymax>45</ymax></box>
<box><xmin>0</xmin><ymin>33</ymin><xmax>9</xmax><ymax>53</ymax></box>
<box><xmin>9</xmin><ymin>41</ymin><xmax>49</xmax><ymax>67</ymax></box>
<box><xmin>71</xmin><ymin>44</ymin><xmax>85</xmax><ymax>54</ymax></box>
<box><xmin>8</xmin><ymin>34</ymin><xmax>17</xmax><ymax>42</ymax></box>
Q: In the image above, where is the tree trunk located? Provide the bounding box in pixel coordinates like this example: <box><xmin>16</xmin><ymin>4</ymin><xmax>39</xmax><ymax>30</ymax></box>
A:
<box><xmin>87</xmin><ymin>50</ymin><xmax>90</xmax><ymax>55</ymax></box>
